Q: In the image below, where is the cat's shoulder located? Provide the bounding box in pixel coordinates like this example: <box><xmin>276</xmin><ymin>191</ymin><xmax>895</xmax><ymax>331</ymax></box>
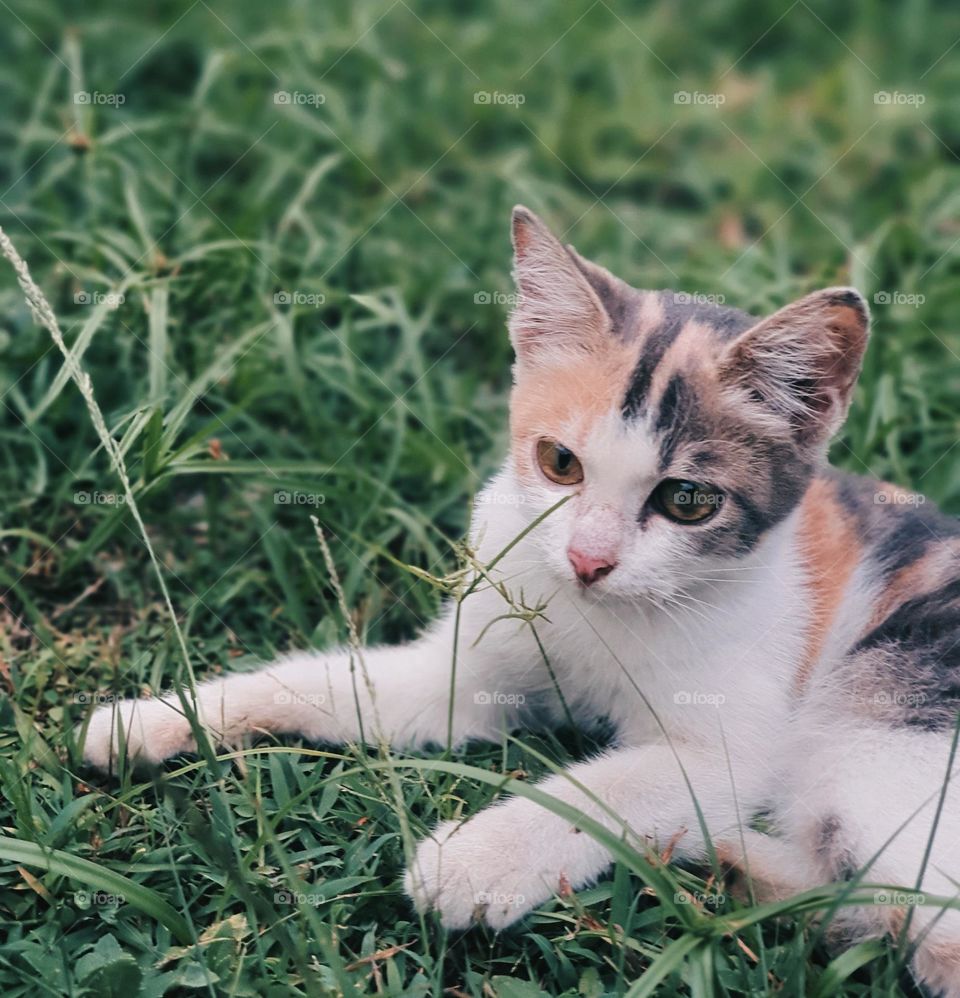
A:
<box><xmin>815</xmin><ymin>465</ymin><xmax>960</xmax><ymax>559</ymax></box>
<box><xmin>807</xmin><ymin>468</ymin><xmax>960</xmax><ymax>729</ymax></box>
<box><xmin>798</xmin><ymin>464</ymin><xmax>960</xmax><ymax>637</ymax></box>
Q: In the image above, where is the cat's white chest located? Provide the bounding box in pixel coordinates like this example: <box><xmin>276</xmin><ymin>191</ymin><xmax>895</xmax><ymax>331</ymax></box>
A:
<box><xmin>468</xmin><ymin>475</ymin><xmax>810</xmax><ymax>761</ymax></box>
<box><xmin>508</xmin><ymin>554</ymin><xmax>803</xmax><ymax>755</ymax></box>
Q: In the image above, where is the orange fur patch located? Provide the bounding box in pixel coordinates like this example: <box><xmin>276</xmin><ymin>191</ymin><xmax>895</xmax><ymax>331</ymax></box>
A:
<box><xmin>510</xmin><ymin>342</ymin><xmax>636</xmax><ymax>482</ymax></box>
<box><xmin>867</xmin><ymin>538</ymin><xmax>960</xmax><ymax>632</ymax></box>
<box><xmin>793</xmin><ymin>477</ymin><xmax>862</xmax><ymax>694</ymax></box>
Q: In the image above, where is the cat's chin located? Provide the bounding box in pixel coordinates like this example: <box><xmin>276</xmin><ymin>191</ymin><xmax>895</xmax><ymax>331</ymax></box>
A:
<box><xmin>605</xmin><ymin>584</ymin><xmax>681</xmax><ymax>609</ymax></box>
<box><xmin>560</xmin><ymin>573</ymin><xmax>688</xmax><ymax>608</ymax></box>
<box><xmin>566</xmin><ymin>576</ymin><xmax>639</xmax><ymax>603</ymax></box>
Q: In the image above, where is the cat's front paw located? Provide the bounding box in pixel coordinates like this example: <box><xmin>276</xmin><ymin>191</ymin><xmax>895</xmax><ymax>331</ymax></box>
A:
<box><xmin>80</xmin><ymin>697</ymin><xmax>196</xmax><ymax>771</ymax></box>
<box><xmin>404</xmin><ymin>813</ymin><xmax>565</xmax><ymax>930</ymax></box>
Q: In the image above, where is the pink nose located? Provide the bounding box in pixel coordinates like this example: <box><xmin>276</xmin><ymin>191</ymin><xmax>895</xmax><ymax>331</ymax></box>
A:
<box><xmin>567</xmin><ymin>549</ymin><xmax>617</xmax><ymax>586</ymax></box>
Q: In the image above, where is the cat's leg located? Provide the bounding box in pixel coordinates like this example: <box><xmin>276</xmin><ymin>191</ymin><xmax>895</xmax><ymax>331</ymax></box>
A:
<box><xmin>405</xmin><ymin>740</ymin><xmax>765</xmax><ymax>929</ymax></box>
<box><xmin>80</xmin><ymin>606</ymin><xmax>527</xmax><ymax>770</ymax></box>
<box><xmin>775</xmin><ymin>725</ymin><xmax>960</xmax><ymax>997</ymax></box>
<box><xmin>714</xmin><ymin>829</ymin><xmax>822</xmax><ymax>903</ymax></box>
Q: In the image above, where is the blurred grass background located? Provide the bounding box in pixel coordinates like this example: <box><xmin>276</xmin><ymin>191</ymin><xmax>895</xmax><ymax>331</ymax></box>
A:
<box><xmin>1</xmin><ymin>0</ymin><xmax>959</xmax><ymax>994</ymax></box>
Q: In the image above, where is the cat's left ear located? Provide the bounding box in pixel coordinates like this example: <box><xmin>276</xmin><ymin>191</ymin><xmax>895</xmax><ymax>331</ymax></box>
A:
<box><xmin>719</xmin><ymin>288</ymin><xmax>869</xmax><ymax>446</ymax></box>
<box><xmin>509</xmin><ymin>205</ymin><xmax>612</xmax><ymax>362</ymax></box>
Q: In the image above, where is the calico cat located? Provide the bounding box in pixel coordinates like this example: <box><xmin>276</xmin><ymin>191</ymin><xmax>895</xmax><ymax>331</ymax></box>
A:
<box><xmin>82</xmin><ymin>206</ymin><xmax>960</xmax><ymax>995</ymax></box>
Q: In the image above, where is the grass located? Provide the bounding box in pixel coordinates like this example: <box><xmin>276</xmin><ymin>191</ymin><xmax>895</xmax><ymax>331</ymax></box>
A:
<box><xmin>1</xmin><ymin>0</ymin><xmax>960</xmax><ymax>993</ymax></box>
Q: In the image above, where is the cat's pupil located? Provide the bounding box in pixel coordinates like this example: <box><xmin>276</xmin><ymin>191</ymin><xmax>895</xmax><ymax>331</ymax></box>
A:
<box><xmin>535</xmin><ymin>438</ymin><xmax>584</xmax><ymax>486</ymax></box>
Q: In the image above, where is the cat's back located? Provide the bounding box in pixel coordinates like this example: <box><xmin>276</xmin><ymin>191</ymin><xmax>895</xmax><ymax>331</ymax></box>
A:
<box><xmin>798</xmin><ymin>467</ymin><xmax>960</xmax><ymax>729</ymax></box>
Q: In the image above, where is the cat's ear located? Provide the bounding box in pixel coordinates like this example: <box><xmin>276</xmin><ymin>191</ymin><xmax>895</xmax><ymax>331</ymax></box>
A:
<box><xmin>719</xmin><ymin>288</ymin><xmax>869</xmax><ymax>446</ymax></box>
<box><xmin>509</xmin><ymin>205</ymin><xmax>611</xmax><ymax>362</ymax></box>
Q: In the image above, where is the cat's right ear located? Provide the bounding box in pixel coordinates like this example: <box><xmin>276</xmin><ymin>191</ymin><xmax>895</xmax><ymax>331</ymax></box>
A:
<box><xmin>509</xmin><ymin>206</ymin><xmax>611</xmax><ymax>363</ymax></box>
<box><xmin>718</xmin><ymin>287</ymin><xmax>870</xmax><ymax>447</ymax></box>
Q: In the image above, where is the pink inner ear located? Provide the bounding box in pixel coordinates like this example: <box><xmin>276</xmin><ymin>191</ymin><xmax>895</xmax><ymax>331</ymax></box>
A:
<box><xmin>720</xmin><ymin>289</ymin><xmax>869</xmax><ymax>444</ymax></box>
<box><xmin>511</xmin><ymin>210</ymin><xmax>536</xmax><ymax>260</ymax></box>
<box><xmin>821</xmin><ymin>302</ymin><xmax>869</xmax><ymax>393</ymax></box>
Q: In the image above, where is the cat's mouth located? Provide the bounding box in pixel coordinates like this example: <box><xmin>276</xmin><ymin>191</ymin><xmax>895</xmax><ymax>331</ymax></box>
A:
<box><xmin>567</xmin><ymin>571</ymin><xmax>632</xmax><ymax>604</ymax></box>
<box><xmin>567</xmin><ymin>572</ymin><xmax>682</xmax><ymax>608</ymax></box>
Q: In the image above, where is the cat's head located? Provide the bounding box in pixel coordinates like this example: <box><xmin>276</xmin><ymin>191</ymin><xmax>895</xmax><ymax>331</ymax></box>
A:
<box><xmin>505</xmin><ymin>206</ymin><xmax>869</xmax><ymax>599</ymax></box>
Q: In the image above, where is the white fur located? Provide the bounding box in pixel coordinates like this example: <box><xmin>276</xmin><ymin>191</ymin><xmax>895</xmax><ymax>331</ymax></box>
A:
<box><xmin>81</xmin><ymin>438</ymin><xmax>960</xmax><ymax>993</ymax></box>
<box><xmin>80</xmin><ymin>206</ymin><xmax>958</xmax><ymax>996</ymax></box>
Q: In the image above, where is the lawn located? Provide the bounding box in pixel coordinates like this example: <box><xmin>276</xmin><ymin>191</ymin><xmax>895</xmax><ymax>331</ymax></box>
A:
<box><xmin>1</xmin><ymin>0</ymin><xmax>960</xmax><ymax>994</ymax></box>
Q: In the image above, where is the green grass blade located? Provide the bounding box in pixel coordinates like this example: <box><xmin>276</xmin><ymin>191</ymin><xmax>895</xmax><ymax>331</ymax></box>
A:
<box><xmin>0</xmin><ymin>836</ymin><xmax>193</xmax><ymax>943</ymax></box>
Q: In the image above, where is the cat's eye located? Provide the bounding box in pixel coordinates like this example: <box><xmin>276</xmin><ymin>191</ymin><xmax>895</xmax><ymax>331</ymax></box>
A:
<box><xmin>650</xmin><ymin>479</ymin><xmax>724</xmax><ymax>524</ymax></box>
<box><xmin>536</xmin><ymin>439</ymin><xmax>584</xmax><ymax>485</ymax></box>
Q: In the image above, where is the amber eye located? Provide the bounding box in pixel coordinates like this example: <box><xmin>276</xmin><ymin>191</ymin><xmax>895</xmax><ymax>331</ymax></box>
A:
<box><xmin>650</xmin><ymin>479</ymin><xmax>724</xmax><ymax>524</ymax></box>
<box><xmin>536</xmin><ymin>439</ymin><xmax>584</xmax><ymax>485</ymax></box>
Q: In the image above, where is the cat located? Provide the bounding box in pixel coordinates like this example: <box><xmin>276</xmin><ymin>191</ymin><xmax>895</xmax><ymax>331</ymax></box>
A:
<box><xmin>81</xmin><ymin>206</ymin><xmax>960</xmax><ymax>995</ymax></box>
